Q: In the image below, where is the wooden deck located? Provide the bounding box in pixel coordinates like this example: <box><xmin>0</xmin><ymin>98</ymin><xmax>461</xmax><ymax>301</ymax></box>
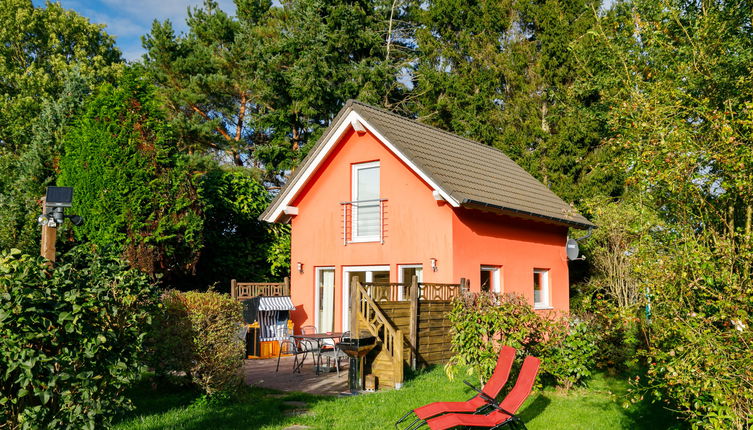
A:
<box><xmin>244</xmin><ymin>356</ymin><xmax>348</xmax><ymax>396</ymax></box>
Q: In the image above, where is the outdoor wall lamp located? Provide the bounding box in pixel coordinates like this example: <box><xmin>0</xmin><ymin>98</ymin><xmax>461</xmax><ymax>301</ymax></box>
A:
<box><xmin>297</xmin><ymin>262</ymin><xmax>303</xmax><ymax>273</ymax></box>
<box><xmin>430</xmin><ymin>258</ymin><xmax>438</xmax><ymax>272</ymax></box>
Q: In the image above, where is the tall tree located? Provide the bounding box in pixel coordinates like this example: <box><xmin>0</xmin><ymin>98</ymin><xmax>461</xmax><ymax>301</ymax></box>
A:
<box><xmin>578</xmin><ymin>0</ymin><xmax>753</xmax><ymax>425</ymax></box>
<box><xmin>408</xmin><ymin>0</ymin><xmax>616</xmax><ymax>208</ymax></box>
<box><xmin>143</xmin><ymin>0</ymin><xmax>401</xmax><ymax>179</ymax></box>
<box><xmin>0</xmin><ymin>0</ymin><xmax>122</xmax><ymax>253</ymax></box>
<box><xmin>59</xmin><ymin>69</ymin><xmax>203</xmax><ymax>281</ymax></box>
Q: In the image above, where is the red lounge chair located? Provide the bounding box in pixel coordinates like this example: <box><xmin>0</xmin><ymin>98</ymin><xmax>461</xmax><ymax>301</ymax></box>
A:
<box><xmin>395</xmin><ymin>346</ymin><xmax>517</xmax><ymax>430</ymax></box>
<box><xmin>425</xmin><ymin>355</ymin><xmax>541</xmax><ymax>430</ymax></box>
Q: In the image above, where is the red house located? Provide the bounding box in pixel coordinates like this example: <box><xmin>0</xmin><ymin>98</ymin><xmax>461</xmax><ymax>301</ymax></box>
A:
<box><xmin>261</xmin><ymin>100</ymin><xmax>593</xmax><ymax>333</ymax></box>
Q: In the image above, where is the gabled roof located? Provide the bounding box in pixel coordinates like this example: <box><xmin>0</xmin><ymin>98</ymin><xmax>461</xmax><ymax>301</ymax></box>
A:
<box><xmin>261</xmin><ymin>100</ymin><xmax>594</xmax><ymax>229</ymax></box>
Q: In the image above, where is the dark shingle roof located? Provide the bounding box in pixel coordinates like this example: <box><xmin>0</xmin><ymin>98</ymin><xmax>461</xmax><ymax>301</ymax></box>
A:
<box><xmin>261</xmin><ymin>100</ymin><xmax>594</xmax><ymax>229</ymax></box>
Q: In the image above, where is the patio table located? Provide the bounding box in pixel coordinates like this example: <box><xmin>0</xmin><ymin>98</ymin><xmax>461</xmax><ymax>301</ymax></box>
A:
<box><xmin>291</xmin><ymin>332</ymin><xmax>345</xmax><ymax>375</ymax></box>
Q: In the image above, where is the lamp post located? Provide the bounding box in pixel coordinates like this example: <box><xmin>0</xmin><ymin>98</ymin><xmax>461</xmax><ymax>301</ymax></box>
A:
<box><xmin>37</xmin><ymin>187</ymin><xmax>83</xmax><ymax>263</ymax></box>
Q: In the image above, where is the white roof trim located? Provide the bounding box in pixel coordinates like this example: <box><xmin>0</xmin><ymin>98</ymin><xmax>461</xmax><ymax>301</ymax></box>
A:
<box><xmin>263</xmin><ymin>110</ymin><xmax>459</xmax><ymax>222</ymax></box>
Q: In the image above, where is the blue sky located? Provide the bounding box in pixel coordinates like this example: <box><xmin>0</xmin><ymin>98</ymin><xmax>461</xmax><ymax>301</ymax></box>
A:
<box><xmin>34</xmin><ymin>0</ymin><xmax>236</xmax><ymax>61</ymax></box>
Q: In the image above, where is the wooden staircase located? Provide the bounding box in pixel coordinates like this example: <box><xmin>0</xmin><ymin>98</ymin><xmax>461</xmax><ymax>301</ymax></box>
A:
<box><xmin>351</xmin><ymin>278</ymin><xmax>405</xmax><ymax>390</ymax></box>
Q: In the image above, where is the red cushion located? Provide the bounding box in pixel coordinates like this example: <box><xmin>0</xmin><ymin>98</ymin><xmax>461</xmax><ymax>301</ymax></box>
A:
<box><xmin>426</xmin><ymin>409</ymin><xmax>511</xmax><ymax>430</ymax></box>
<box><xmin>413</xmin><ymin>346</ymin><xmax>516</xmax><ymax>420</ymax></box>
<box><xmin>414</xmin><ymin>397</ymin><xmax>486</xmax><ymax>419</ymax></box>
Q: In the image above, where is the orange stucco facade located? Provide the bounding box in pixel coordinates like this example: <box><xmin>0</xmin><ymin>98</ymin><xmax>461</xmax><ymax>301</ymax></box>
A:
<box><xmin>287</xmin><ymin>126</ymin><xmax>571</xmax><ymax>333</ymax></box>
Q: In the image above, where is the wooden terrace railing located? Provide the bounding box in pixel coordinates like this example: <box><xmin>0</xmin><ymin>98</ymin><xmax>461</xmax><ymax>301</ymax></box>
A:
<box><xmin>362</xmin><ymin>280</ymin><xmax>467</xmax><ymax>303</ymax></box>
<box><xmin>231</xmin><ymin>278</ymin><xmax>290</xmax><ymax>299</ymax></box>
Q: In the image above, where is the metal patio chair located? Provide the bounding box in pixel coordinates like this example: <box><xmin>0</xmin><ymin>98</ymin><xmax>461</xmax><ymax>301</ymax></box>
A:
<box><xmin>276</xmin><ymin>337</ymin><xmax>316</xmax><ymax>373</ymax></box>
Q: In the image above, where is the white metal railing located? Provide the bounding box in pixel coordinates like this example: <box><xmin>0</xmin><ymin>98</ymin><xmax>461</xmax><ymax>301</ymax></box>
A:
<box><xmin>341</xmin><ymin>199</ymin><xmax>387</xmax><ymax>245</ymax></box>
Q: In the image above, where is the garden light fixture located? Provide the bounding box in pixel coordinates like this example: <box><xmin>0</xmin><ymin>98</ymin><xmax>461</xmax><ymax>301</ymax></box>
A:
<box><xmin>37</xmin><ymin>187</ymin><xmax>83</xmax><ymax>263</ymax></box>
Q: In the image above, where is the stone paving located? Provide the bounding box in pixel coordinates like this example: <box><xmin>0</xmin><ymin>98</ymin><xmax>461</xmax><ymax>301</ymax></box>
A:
<box><xmin>244</xmin><ymin>355</ymin><xmax>349</xmax><ymax>396</ymax></box>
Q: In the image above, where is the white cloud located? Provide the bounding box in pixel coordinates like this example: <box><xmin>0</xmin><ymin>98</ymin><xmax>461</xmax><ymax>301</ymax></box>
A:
<box><xmin>53</xmin><ymin>0</ymin><xmax>237</xmax><ymax>61</ymax></box>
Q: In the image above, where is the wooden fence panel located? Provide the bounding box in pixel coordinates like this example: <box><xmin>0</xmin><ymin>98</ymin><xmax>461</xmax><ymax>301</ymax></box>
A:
<box><xmin>378</xmin><ymin>299</ymin><xmax>454</xmax><ymax>367</ymax></box>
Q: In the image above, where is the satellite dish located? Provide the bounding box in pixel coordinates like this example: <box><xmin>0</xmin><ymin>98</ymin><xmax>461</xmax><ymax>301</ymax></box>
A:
<box><xmin>566</xmin><ymin>238</ymin><xmax>580</xmax><ymax>260</ymax></box>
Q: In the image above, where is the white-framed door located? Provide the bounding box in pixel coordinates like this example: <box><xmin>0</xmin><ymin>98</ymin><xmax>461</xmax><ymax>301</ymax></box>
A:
<box><xmin>342</xmin><ymin>265</ymin><xmax>390</xmax><ymax>331</ymax></box>
<box><xmin>315</xmin><ymin>267</ymin><xmax>336</xmax><ymax>333</ymax></box>
<box><xmin>397</xmin><ymin>264</ymin><xmax>423</xmax><ymax>300</ymax></box>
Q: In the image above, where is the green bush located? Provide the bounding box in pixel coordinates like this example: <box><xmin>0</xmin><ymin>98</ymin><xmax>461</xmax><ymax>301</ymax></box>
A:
<box><xmin>0</xmin><ymin>246</ymin><xmax>157</xmax><ymax>430</ymax></box>
<box><xmin>543</xmin><ymin>320</ymin><xmax>598</xmax><ymax>390</ymax></box>
<box><xmin>145</xmin><ymin>290</ymin><xmax>194</xmax><ymax>384</ymax></box>
<box><xmin>576</xmin><ymin>297</ymin><xmax>644</xmax><ymax>373</ymax></box>
<box><xmin>147</xmin><ymin>290</ymin><xmax>244</xmax><ymax>395</ymax></box>
<box><xmin>447</xmin><ymin>292</ymin><xmax>598</xmax><ymax>390</ymax></box>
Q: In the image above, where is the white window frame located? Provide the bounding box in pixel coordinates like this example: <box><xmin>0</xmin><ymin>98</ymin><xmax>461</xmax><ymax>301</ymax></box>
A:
<box><xmin>397</xmin><ymin>264</ymin><xmax>423</xmax><ymax>300</ymax></box>
<box><xmin>351</xmin><ymin>161</ymin><xmax>381</xmax><ymax>243</ymax></box>
<box><xmin>533</xmin><ymin>268</ymin><xmax>551</xmax><ymax>309</ymax></box>
<box><xmin>342</xmin><ymin>265</ymin><xmax>390</xmax><ymax>331</ymax></box>
<box><xmin>314</xmin><ymin>266</ymin><xmax>336</xmax><ymax>333</ymax></box>
<box><xmin>481</xmin><ymin>265</ymin><xmax>502</xmax><ymax>294</ymax></box>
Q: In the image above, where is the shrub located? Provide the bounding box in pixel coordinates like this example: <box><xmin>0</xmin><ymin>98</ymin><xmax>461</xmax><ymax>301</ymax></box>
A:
<box><xmin>576</xmin><ymin>297</ymin><xmax>645</xmax><ymax>373</ymax></box>
<box><xmin>447</xmin><ymin>292</ymin><xmax>598</xmax><ymax>390</ymax></box>
<box><xmin>543</xmin><ymin>320</ymin><xmax>598</xmax><ymax>390</ymax></box>
<box><xmin>147</xmin><ymin>290</ymin><xmax>244</xmax><ymax>395</ymax></box>
<box><xmin>0</xmin><ymin>246</ymin><xmax>157</xmax><ymax>430</ymax></box>
<box><xmin>144</xmin><ymin>290</ymin><xmax>194</xmax><ymax>384</ymax></box>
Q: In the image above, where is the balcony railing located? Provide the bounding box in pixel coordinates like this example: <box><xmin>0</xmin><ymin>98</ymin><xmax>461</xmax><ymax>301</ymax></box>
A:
<box><xmin>340</xmin><ymin>198</ymin><xmax>387</xmax><ymax>245</ymax></box>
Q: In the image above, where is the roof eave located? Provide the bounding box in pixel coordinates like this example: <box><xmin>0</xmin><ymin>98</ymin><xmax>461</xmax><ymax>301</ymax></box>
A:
<box><xmin>461</xmin><ymin>199</ymin><xmax>596</xmax><ymax>230</ymax></box>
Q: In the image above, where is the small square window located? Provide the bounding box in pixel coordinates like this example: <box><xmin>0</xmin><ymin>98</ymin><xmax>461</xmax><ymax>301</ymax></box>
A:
<box><xmin>533</xmin><ymin>269</ymin><xmax>550</xmax><ymax>309</ymax></box>
<box><xmin>480</xmin><ymin>266</ymin><xmax>501</xmax><ymax>293</ymax></box>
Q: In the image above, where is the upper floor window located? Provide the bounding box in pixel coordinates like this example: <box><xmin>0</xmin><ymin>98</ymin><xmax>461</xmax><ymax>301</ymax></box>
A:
<box><xmin>533</xmin><ymin>268</ymin><xmax>550</xmax><ymax>309</ymax></box>
<box><xmin>351</xmin><ymin>161</ymin><xmax>381</xmax><ymax>242</ymax></box>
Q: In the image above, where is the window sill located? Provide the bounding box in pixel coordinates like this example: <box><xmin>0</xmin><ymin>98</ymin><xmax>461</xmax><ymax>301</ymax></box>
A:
<box><xmin>348</xmin><ymin>237</ymin><xmax>381</xmax><ymax>244</ymax></box>
<box><xmin>534</xmin><ymin>305</ymin><xmax>553</xmax><ymax>310</ymax></box>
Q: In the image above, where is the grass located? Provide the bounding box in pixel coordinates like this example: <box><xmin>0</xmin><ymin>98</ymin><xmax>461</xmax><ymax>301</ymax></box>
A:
<box><xmin>114</xmin><ymin>368</ymin><xmax>682</xmax><ymax>430</ymax></box>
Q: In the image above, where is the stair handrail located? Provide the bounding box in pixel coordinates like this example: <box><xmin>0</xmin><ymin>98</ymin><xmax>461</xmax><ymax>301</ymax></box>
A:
<box><xmin>352</xmin><ymin>278</ymin><xmax>404</xmax><ymax>387</ymax></box>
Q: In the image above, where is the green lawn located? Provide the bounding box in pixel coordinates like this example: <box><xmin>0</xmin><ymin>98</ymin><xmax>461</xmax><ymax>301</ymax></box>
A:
<box><xmin>115</xmin><ymin>368</ymin><xmax>682</xmax><ymax>430</ymax></box>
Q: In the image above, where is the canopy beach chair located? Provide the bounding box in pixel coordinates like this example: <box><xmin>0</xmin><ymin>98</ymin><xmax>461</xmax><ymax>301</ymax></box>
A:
<box><xmin>395</xmin><ymin>346</ymin><xmax>517</xmax><ymax>430</ymax></box>
<box><xmin>425</xmin><ymin>355</ymin><xmax>541</xmax><ymax>430</ymax></box>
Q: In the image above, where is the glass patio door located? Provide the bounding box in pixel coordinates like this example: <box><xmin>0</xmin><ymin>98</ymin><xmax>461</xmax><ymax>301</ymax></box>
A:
<box><xmin>342</xmin><ymin>265</ymin><xmax>390</xmax><ymax>331</ymax></box>
<box><xmin>317</xmin><ymin>268</ymin><xmax>335</xmax><ymax>333</ymax></box>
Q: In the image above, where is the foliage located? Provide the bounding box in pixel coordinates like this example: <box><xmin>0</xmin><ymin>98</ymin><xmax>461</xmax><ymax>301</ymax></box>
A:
<box><xmin>142</xmin><ymin>0</ymin><xmax>400</xmax><ymax>176</ymax></box>
<box><xmin>0</xmin><ymin>71</ymin><xmax>94</xmax><ymax>256</ymax></box>
<box><xmin>581</xmin><ymin>197</ymin><xmax>662</xmax><ymax>308</ymax></box>
<box><xmin>446</xmin><ymin>293</ymin><xmax>553</xmax><ymax>383</ymax></box>
<box><xmin>632</xmin><ymin>227</ymin><xmax>753</xmax><ymax>429</ymax></box>
<box><xmin>196</xmin><ymin>166</ymin><xmax>287</xmax><ymax>286</ymax></box>
<box><xmin>147</xmin><ymin>290</ymin><xmax>244</xmax><ymax>395</ymax></box>
<box><xmin>0</xmin><ymin>0</ymin><xmax>122</xmax><ymax>254</ymax></box>
<box><xmin>59</xmin><ymin>69</ymin><xmax>204</xmax><ymax>281</ymax></box>
<box><xmin>0</xmin><ymin>246</ymin><xmax>158</xmax><ymax>430</ymax></box>
<box><xmin>544</xmin><ymin>320</ymin><xmax>598</xmax><ymax>390</ymax></box>
<box><xmin>183</xmin><ymin>290</ymin><xmax>244</xmax><ymax>395</ymax></box>
<box><xmin>408</xmin><ymin>0</ymin><xmax>620</xmax><ymax>208</ymax></box>
<box><xmin>0</xmin><ymin>0</ymin><xmax>121</xmax><ymax>152</ymax></box>
<box><xmin>446</xmin><ymin>292</ymin><xmax>596</xmax><ymax>390</ymax></box>
<box><xmin>576</xmin><ymin>1</ymin><xmax>753</xmax><ymax>426</ymax></box>
<box><xmin>144</xmin><ymin>291</ymin><xmax>194</xmax><ymax>384</ymax></box>
<box><xmin>574</xmin><ymin>296</ymin><xmax>644</xmax><ymax>373</ymax></box>
<box><xmin>266</xmin><ymin>223</ymin><xmax>291</xmax><ymax>278</ymax></box>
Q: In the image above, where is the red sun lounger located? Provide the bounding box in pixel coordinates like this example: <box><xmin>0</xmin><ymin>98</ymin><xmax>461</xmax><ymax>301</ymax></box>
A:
<box><xmin>395</xmin><ymin>346</ymin><xmax>517</xmax><ymax>430</ymax></box>
<box><xmin>425</xmin><ymin>355</ymin><xmax>541</xmax><ymax>430</ymax></box>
